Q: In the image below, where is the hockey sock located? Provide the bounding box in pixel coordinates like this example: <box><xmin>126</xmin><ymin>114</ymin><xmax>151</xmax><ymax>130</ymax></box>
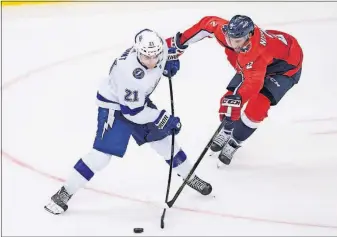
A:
<box><xmin>64</xmin><ymin>149</ymin><xmax>111</xmax><ymax>195</ymax></box>
<box><xmin>165</xmin><ymin>149</ymin><xmax>196</xmax><ymax>181</ymax></box>
<box><xmin>232</xmin><ymin>118</ymin><xmax>257</xmax><ymax>142</ymax></box>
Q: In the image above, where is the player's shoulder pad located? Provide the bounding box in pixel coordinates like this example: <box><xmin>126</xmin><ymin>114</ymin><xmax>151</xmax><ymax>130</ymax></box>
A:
<box><xmin>253</xmin><ymin>27</ymin><xmax>271</xmax><ymax>53</ymax></box>
<box><xmin>110</xmin><ymin>50</ymin><xmax>145</xmax><ymax>82</ymax></box>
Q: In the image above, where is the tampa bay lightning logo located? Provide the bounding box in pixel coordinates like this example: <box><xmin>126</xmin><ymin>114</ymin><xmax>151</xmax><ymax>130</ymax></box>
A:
<box><xmin>133</xmin><ymin>68</ymin><xmax>145</xmax><ymax>79</ymax></box>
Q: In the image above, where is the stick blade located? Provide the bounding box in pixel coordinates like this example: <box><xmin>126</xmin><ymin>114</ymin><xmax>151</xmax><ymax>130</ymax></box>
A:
<box><xmin>160</xmin><ymin>208</ymin><xmax>166</xmax><ymax>229</ymax></box>
<box><xmin>167</xmin><ymin>200</ymin><xmax>174</xmax><ymax>208</ymax></box>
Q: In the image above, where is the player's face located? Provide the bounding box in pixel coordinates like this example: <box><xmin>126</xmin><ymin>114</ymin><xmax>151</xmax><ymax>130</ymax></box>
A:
<box><xmin>139</xmin><ymin>53</ymin><xmax>160</xmax><ymax>69</ymax></box>
<box><xmin>226</xmin><ymin>34</ymin><xmax>250</xmax><ymax>53</ymax></box>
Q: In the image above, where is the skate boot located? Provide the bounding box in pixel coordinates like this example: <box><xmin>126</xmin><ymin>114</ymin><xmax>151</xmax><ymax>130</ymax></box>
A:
<box><xmin>186</xmin><ymin>175</ymin><xmax>212</xmax><ymax>195</ymax></box>
<box><xmin>44</xmin><ymin>186</ymin><xmax>72</xmax><ymax>215</ymax></box>
<box><xmin>210</xmin><ymin>127</ymin><xmax>232</xmax><ymax>152</ymax></box>
<box><xmin>218</xmin><ymin>136</ymin><xmax>241</xmax><ymax>165</ymax></box>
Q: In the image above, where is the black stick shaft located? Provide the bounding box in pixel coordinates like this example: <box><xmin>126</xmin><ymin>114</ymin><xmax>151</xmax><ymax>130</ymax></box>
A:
<box><xmin>164</xmin><ymin>77</ymin><xmax>175</xmax><ymax>203</ymax></box>
<box><xmin>160</xmin><ymin>76</ymin><xmax>175</xmax><ymax>228</ymax></box>
<box><xmin>167</xmin><ymin>119</ymin><xmax>227</xmax><ymax>207</ymax></box>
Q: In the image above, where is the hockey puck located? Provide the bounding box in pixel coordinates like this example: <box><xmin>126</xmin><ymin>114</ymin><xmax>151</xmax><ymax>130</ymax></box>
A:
<box><xmin>133</xmin><ymin>228</ymin><xmax>144</xmax><ymax>233</ymax></box>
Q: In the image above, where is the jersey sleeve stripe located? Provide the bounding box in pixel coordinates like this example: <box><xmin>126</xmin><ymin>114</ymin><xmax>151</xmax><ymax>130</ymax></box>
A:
<box><xmin>181</xmin><ymin>29</ymin><xmax>213</xmax><ymax>45</ymax></box>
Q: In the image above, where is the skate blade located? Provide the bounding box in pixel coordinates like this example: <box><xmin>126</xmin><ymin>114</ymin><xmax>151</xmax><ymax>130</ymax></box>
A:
<box><xmin>209</xmin><ymin>150</ymin><xmax>220</xmax><ymax>157</ymax></box>
<box><xmin>44</xmin><ymin>205</ymin><xmax>60</xmax><ymax>215</ymax></box>
<box><xmin>216</xmin><ymin>161</ymin><xmax>226</xmax><ymax>169</ymax></box>
<box><xmin>201</xmin><ymin>194</ymin><xmax>217</xmax><ymax>200</ymax></box>
<box><xmin>44</xmin><ymin>202</ymin><xmax>65</xmax><ymax>215</ymax></box>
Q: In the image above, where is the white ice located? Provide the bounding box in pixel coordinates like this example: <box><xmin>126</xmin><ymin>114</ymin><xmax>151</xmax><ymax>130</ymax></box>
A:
<box><xmin>2</xmin><ymin>2</ymin><xmax>337</xmax><ymax>236</ymax></box>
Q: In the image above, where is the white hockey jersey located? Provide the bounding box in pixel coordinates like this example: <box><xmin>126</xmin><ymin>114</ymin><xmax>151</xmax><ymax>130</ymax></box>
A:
<box><xmin>96</xmin><ymin>44</ymin><xmax>168</xmax><ymax>124</ymax></box>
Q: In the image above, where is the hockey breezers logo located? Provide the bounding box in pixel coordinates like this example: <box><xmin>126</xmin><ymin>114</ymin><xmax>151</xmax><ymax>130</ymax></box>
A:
<box><xmin>269</xmin><ymin>76</ymin><xmax>281</xmax><ymax>87</ymax></box>
<box><xmin>101</xmin><ymin>121</ymin><xmax>111</xmax><ymax>139</ymax></box>
<box><xmin>101</xmin><ymin>111</ymin><xmax>115</xmax><ymax>139</ymax></box>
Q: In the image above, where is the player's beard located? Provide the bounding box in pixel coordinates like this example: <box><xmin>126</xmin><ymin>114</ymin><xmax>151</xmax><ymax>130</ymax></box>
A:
<box><xmin>226</xmin><ymin>34</ymin><xmax>251</xmax><ymax>53</ymax></box>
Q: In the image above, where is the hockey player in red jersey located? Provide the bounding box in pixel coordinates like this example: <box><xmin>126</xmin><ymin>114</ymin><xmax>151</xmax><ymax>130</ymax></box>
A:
<box><xmin>166</xmin><ymin>15</ymin><xmax>303</xmax><ymax>165</ymax></box>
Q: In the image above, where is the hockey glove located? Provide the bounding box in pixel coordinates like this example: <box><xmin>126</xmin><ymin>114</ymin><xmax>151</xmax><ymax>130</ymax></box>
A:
<box><xmin>146</xmin><ymin>110</ymin><xmax>181</xmax><ymax>141</ymax></box>
<box><xmin>219</xmin><ymin>92</ymin><xmax>242</xmax><ymax>121</ymax></box>
<box><xmin>165</xmin><ymin>32</ymin><xmax>188</xmax><ymax>55</ymax></box>
<box><xmin>155</xmin><ymin>110</ymin><xmax>181</xmax><ymax>135</ymax></box>
<box><xmin>163</xmin><ymin>48</ymin><xmax>180</xmax><ymax>78</ymax></box>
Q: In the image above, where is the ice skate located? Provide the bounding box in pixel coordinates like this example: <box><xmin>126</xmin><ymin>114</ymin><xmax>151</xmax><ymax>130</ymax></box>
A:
<box><xmin>217</xmin><ymin>136</ymin><xmax>241</xmax><ymax>168</ymax></box>
<box><xmin>210</xmin><ymin>127</ymin><xmax>231</xmax><ymax>154</ymax></box>
<box><xmin>186</xmin><ymin>175</ymin><xmax>212</xmax><ymax>195</ymax></box>
<box><xmin>44</xmin><ymin>186</ymin><xmax>72</xmax><ymax>215</ymax></box>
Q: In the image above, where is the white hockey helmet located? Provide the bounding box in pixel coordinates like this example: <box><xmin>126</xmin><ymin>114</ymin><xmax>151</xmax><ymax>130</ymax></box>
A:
<box><xmin>134</xmin><ymin>29</ymin><xmax>164</xmax><ymax>67</ymax></box>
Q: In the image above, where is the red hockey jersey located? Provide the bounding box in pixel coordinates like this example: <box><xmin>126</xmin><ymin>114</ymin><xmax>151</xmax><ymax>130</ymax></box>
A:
<box><xmin>173</xmin><ymin>16</ymin><xmax>303</xmax><ymax>104</ymax></box>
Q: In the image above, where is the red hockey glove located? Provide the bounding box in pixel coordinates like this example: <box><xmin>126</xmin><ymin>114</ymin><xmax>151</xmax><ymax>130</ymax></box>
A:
<box><xmin>166</xmin><ymin>32</ymin><xmax>188</xmax><ymax>56</ymax></box>
<box><xmin>219</xmin><ymin>92</ymin><xmax>242</xmax><ymax>121</ymax></box>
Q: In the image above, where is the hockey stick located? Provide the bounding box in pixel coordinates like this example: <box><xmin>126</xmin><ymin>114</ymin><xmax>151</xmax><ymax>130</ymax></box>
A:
<box><xmin>166</xmin><ymin>118</ymin><xmax>227</xmax><ymax>208</ymax></box>
<box><xmin>160</xmin><ymin>76</ymin><xmax>175</xmax><ymax>229</ymax></box>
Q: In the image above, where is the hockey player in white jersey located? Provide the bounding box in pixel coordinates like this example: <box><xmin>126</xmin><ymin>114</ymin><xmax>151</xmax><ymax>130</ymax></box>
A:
<box><xmin>44</xmin><ymin>29</ymin><xmax>212</xmax><ymax>215</ymax></box>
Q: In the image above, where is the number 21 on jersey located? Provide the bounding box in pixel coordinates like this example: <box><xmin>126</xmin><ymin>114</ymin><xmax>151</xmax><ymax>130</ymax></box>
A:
<box><xmin>125</xmin><ymin>89</ymin><xmax>139</xmax><ymax>102</ymax></box>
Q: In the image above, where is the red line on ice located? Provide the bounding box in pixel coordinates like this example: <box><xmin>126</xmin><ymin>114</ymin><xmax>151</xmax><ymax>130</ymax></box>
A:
<box><xmin>3</xmin><ymin>150</ymin><xmax>337</xmax><ymax>230</ymax></box>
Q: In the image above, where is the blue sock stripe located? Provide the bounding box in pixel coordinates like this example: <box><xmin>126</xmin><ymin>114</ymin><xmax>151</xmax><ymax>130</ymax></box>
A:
<box><xmin>166</xmin><ymin>150</ymin><xmax>187</xmax><ymax>168</ymax></box>
<box><xmin>74</xmin><ymin>159</ymin><xmax>94</xmax><ymax>181</ymax></box>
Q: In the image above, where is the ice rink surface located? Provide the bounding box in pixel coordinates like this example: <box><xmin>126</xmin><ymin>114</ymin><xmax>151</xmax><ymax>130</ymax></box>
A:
<box><xmin>2</xmin><ymin>2</ymin><xmax>337</xmax><ymax>236</ymax></box>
